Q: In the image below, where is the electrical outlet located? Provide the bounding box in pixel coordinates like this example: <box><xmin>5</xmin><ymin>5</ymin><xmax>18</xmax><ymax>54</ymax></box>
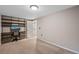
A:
<box><xmin>41</xmin><ymin>34</ymin><xmax>43</xmax><ymax>37</ymax></box>
<box><xmin>39</xmin><ymin>27</ymin><xmax>41</xmax><ymax>30</ymax></box>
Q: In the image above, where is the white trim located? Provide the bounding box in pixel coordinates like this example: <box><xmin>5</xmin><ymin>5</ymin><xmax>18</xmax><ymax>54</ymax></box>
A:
<box><xmin>38</xmin><ymin>39</ymin><xmax>79</xmax><ymax>54</ymax></box>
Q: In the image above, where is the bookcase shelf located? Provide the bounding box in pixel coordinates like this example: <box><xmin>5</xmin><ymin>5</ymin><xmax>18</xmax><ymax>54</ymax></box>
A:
<box><xmin>1</xmin><ymin>15</ymin><xmax>27</xmax><ymax>44</ymax></box>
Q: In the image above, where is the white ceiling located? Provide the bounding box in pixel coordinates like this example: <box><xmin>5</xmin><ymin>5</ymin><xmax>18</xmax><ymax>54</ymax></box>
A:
<box><xmin>0</xmin><ymin>5</ymin><xmax>74</xmax><ymax>20</ymax></box>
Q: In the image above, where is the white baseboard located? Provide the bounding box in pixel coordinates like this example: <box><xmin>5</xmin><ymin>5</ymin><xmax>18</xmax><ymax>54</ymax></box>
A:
<box><xmin>38</xmin><ymin>39</ymin><xmax>79</xmax><ymax>54</ymax></box>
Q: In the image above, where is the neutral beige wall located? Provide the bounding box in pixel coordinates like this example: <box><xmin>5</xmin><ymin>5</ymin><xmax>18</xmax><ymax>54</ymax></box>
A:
<box><xmin>37</xmin><ymin>6</ymin><xmax>79</xmax><ymax>53</ymax></box>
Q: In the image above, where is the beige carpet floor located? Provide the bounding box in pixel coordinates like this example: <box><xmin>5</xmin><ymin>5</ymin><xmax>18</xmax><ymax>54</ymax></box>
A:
<box><xmin>0</xmin><ymin>39</ymin><xmax>37</xmax><ymax>54</ymax></box>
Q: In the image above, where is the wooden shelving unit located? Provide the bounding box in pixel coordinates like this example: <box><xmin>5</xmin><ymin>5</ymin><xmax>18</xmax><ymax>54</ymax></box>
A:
<box><xmin>1</xmin><ymin>15</ymin><xmax>26</xmax><ymax>44</ymax></box>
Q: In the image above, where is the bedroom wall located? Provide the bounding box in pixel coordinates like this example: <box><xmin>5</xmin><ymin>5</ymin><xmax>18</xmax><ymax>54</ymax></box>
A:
<box><xmin>37</xmin><ymin>6</ymin><xmax>79</xmax><ymax>53</ymax></box>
